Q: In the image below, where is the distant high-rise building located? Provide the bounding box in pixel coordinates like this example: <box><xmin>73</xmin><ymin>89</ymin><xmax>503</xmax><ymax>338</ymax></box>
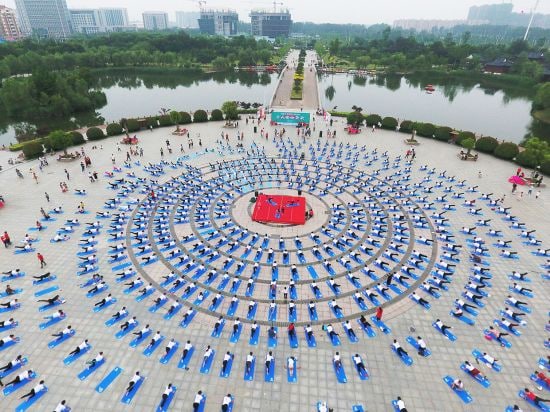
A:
<box><xmin>70</xmin><ymin>8</ymin><xmax>132</xmax><ymax>34</ymax></box>
<box><xmin>175</xmin><ymin>11</ymin><xmax>199</xmax><ymax>29</ymax></box>
<box><xmin>15</xmin><ymin>0</ymin><xmax>72</xmax><ymax>39</ymax></box>
<box><xmin>0</xmin><ymin>5</ymin><xmax>22</xmax><ymax>41</ymax></box>
<box><xmin>142</xmin><ymin>11</ymin><xmax>169</xmax><ymax>31</ymax></box>
<box><xmin>250</xmin><ymin>9</ymin><xmax>291</xmax><ymax>38</ymax></box>
<box><xmin>198</xmin><ymin>9</ymin><xmax>238</xmax><ymax>36</ymax></box>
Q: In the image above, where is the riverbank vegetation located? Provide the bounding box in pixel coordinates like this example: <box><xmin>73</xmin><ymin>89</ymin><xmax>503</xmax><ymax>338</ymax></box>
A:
<box><xmin>291</xmin><ymin>49</ymin><xmax>306</xmax><ymax>100</ymax></box>
<box><xmin>0</xmin><ymin>32</ymin><xmax>278</xmax><ymax>82</ymax></box>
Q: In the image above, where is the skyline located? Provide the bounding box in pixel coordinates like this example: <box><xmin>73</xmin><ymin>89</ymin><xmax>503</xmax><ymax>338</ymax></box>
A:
<box><xmin>3</xmin><ymin>0</ymin><xmax>550</xmax><ymax>25</ymax></box>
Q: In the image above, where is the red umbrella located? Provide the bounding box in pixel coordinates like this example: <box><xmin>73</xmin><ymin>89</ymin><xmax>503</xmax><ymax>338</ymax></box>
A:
<box><xmin>508</xmin><ymin>176</ymin><xmax>526</xmax><ymax>185</ymax></box>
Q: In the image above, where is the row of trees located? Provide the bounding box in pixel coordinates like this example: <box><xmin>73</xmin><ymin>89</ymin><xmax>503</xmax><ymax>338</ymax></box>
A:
<box><xmin>317</xmin><ymin>34</ymin><xmax>548</xmax><ymax>81</ymax></box>
<box><xmin>0</xmin><ymin>68</ymin><xmax>106</xmax><ymax>120</ymax></box>
<box><xmin>0</xmin><ymin>32</ymin><xmax>278</xmax><ymax>82</ymax></box>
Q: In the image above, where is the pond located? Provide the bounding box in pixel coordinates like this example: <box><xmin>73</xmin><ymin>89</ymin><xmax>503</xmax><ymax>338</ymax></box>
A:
<box><xmin>0</xmin><ymin>69</ymin><xmax>278</xmax><ymax>147</ymax></box>
<box><xmin>319</xmin><ymin>73</ymin><xmax>535</xmax><ymax>143</ymax></box>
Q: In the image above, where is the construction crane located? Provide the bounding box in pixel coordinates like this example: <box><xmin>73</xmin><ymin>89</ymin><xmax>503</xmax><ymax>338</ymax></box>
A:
<box><xmin>524</xmin><ymin>0</ymin><xmax>540</xmax><ymax>41</ymax></box>
<box><xmin>273</xmin><ymin>1</ymin><xmax>283</xmax><ymax>12</ymax></box>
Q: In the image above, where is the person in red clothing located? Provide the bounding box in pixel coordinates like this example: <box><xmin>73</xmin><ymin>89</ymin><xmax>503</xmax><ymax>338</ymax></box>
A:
<box><xmin>37</xmin><ymin>252</ymin><xmax>46</xmax><ymax>268</ymax></box>
<box><xmin>1</xmin><ymin>231</ymin><xmax>11</xmax><ymax>247</ymax></box>
<box><xmin>288</xmin><ymin>322</ymin><xmax>296</xmax><ymax>340</ymax></box>
<box><xmin>524</xmin><ymin>388</ymin><xmax>550</xmax><ymax>406</ymax></box>
<box><xmin>535</xmin><ymin>371</ymin><xmax>550</xmax><ymax>386</ymax></box>
<box><xmin>375</xmin><ymin>306</ymin><xmax>383</xmax><ymax>321</ymax></box>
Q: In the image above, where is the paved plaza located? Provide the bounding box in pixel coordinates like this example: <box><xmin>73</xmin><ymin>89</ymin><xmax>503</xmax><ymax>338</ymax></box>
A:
<box><xmin>0</xmin><ymin>112</ymin><xmax>549</xmax><ymax>412</ymax></box>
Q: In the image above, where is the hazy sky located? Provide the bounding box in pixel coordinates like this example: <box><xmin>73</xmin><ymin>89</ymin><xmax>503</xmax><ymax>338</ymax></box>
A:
<box><xmin>4</xmin><ymin>0</ymin><xmax>550</xmax><ymax>24</ymax></box>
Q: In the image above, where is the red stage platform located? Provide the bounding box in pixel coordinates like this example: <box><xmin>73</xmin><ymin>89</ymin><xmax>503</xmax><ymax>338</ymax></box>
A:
<box><xmin>252</xmin><ymin>194</ymin><xmax>306</xmax><ymax>225</ymax></box>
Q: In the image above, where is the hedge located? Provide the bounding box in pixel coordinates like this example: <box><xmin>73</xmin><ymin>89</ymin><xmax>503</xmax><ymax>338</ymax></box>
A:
<box><xmin>540</xmin><ymin>159</ymin><xmax>550</xmax><ymax>175</ymax></box>
<box><xmin>193</xmin><ymin>110</ymin><xmax>208</xmax><ymax>123</ymax></box>
<box><xmin>106</xmin><ymin>123</ymin><xmax>123</xmax><ymax>136</ymax></box>
<box><xmin>415</xmin><ymin>122</ymin><xmax>436</xmax><ymax>138</ymax></box>
<box><xmin>514</xmin><ymin>149</ymin><xmax>539</xmax><ymax>168</ymax></box>
<box><xmin>126</xmin><ymin>118</ymin><xmax>140</xmax><ymax>133</ymax></box>
<box><xmin>475</xmin><ymin>136</ymin><xmax>499</xmax><ymax>153</ymax></box>
<box><xmin>211</xmin><ymin>109</ymin><xmax>224</xmax><ymax>121</ymax></box>
<box><xmin>22</xmin><ymin>140</ymin><xmax>44</xmax><ymax>159</ymax></box>
<box><xmin>381</xmin><ymin>116</ymin><xmax>398</xmax><ymax>130</ymax></box>
<box><xmin>434</xmin><ymin>126</ymin><xmax>453</xmax><ymax>142</ymax></box>
<box><xmin>86</xmin><ymin>127</ymin><xmax>105</xmax><ymax>140</ymax></box>
<box><xmin>158</xmin><ymin>115</ymin><xmax>173</xmax><ymax>127</ymax></box>
<box><xmin>70</xmin><ymin>131</ymin><xmax>85</xmax><ymax>145</ymax></box>
<box><xmin>494</xmin><ymin>142</ymin><xmax>519</xmax><ymax>160</ymax></box>
<box><xmin>399</xmin><ymin>120</ymin><xmax>413</xmax><ymax>133</ymax></box>
<box><xmin>146</xmin><ymin>117</ymin><xmax>159</xmax><ymax>129</ymax></box>
<box><xmin>365</xmin><ymin>114</ymin><xmax>382</xmax><ymax>126</ymax></box>
<box><xmin>179</xmin><ymin>112</ymin><xmax>192</xmax><ymax>124</ymax></box>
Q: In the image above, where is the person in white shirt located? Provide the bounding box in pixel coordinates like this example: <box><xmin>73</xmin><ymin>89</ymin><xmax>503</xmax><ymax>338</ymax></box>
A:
<box><xmin>182</xmin><ymin>341</ymin><xmax>193</xmax><ymax>360</ymax></box>
<box><xmin>333</xmin><ymin>352</ymin><xmax>342</xmax><ymax>370</ymax></box>
<box><xmin>245</xmin><ymin>352</ymin><xmax>254</xmax><ymax>375</ymax></box>
<box><xmin>416</xmin><ymin>337</ymin><xmax>427</xmax><ymax>356</ymax></box>
<box><xmin>88</xmin><ymin>352</ymin><xmax>104</xmax><ymax>368</ymax></box>
<box><xmin>54</xmin><ymin>400</ymin><xmax>70</xmax><ymax>412</ymax></box>
<box><xmin>222</xmin><ymin>352</ymin><xmax>232</xmax><ymax>374</ymax></box>
<box><xmin>68</xmin><ymin>339</ymin><xmax>89</xmax><ymax>356</ymax></box>
<box><xmin>192</xmin><ymin>390</ymin><xmax>204</xmax><ymax>411</ymax></box>
<box><xmin>5</xmin><ymin>369</ymin><xmax>33</xmax><ymax>386</ymax></box>
<box><xmin>146</xmin><ymin>332</ymin><xmax>162</xmax><ymax>350</ymax></box>
<box><xmin>352</xmin><ymin>354</ymin><xmax>367</xmax><ymax>375</ymax></box>
<box><xmin>159</xmin><ymin>383</ymin><xmax>174</xmax><ymax>409</ymax></box>
<box><xmin>265</xmin><ymin>351</ymin><xmax>274</xmax><ymax>371</ymax></box>
<box><xmin>125</xmin><ymin>371</ymin><xmax>141</xmax><ymax>394</ymax></box>
<box><xmin>395</xmin><ymin>396</ymin><xmax>408</xmax><ymax>412</ymax></box>
<box><xmin>165</xmin><ymin>338</ymin><xmax>176</xmax><ymax>355</ymax></box>
<box><xmin>221</xmin><ymin>394</ymin><xmax>233</xmax><ymax>412</ymax></box>
<box><xmin>203</xmin><ymin>346</ymin><xmax>213</xmax><ymax>364</ymax></box>
<box><xmin>19</xmin><ymin>380</ymin><xmax>45</xmax><ymax>400</ymax></box>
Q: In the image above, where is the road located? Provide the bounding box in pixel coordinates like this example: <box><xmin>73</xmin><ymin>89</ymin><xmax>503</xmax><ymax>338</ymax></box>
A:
<box><xmin>271</xmin><ymin>50</ymin><xmax>320</xmax><ymax>110</ymax></box>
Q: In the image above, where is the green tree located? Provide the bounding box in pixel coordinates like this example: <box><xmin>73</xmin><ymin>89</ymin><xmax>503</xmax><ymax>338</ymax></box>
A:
<box><xmin>221</xmin><ymin>101</ymin><xmax>238</xmax><ymax>120</ymax></box>
<box><xmin>47</xmin><ymin>130</ymin><xmax>73</xmax><ymax>154</ymax></box>
<box><xmin>461</xmin><ymin>137</ymin><xmax>476</xmax><ymax>156</ymax></box>
<box><xmin>328</xmin><ymin>38</ymin><xmax>341</xmax><ymax>56</ymax></box>
<box><xmin>169</xmin><ymin>110</ymin><xmax>182</xmax><ymax>126</ymax></box>
<box><xmin>525</xmin><ymin>137</ymin><xmax>550</xmax><ymax>165</ymax></box>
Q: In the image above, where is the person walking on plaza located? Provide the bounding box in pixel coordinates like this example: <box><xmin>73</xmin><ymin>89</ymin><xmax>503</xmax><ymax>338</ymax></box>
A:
<box><xmin>37</xmin><ymin>252</ymin><xmax>46</xmax><ymax>268</ymax></box>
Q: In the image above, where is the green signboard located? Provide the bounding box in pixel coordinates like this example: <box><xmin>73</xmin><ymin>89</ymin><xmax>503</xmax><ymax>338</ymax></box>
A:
<box><xmin>271</xmin><ymin>111</ymin><xmax>311</xmax><ymax>125</ymax></box>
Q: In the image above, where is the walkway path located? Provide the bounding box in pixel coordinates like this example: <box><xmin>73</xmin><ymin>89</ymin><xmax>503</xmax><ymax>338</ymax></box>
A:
<box><xmin>271</xmin><ymin>49</ymin><xmax>320</xmax><ymax>110</ymax></box>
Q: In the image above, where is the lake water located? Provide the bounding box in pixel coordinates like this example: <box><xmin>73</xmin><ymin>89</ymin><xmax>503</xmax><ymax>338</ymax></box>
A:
<box><xmin>0</xmin><ymin>69</ymin><xmax>278</xmax><ymax>146</ymax></box>
<box><xmin>0</xmin><ymin>69</ymin><xmax>537</xmax><ymax>146</ymax></box>
<box><xmin>319</xmin><ymin>73</ymin><xmax>534</xmax><ymax>143</ymax></box>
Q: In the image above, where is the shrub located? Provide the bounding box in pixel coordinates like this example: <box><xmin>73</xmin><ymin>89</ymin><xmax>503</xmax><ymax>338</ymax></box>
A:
<box><xmin>22</xmin><ymin>140</ymin><xmax>44</xmax><ymax>159</ymax></box>
<box><xmin>211</xmin><ymin>109</ymin><xmax>224</xmax><ymax>121</ymax></box>
<box><xmin>475</xmin><ymin>136</ymin><xmax>499</xmax><ymax>153</ymax></box>
<box><xmin>381</xmin><ymin>116</ymin><xmax>398</xmax><ymax>130</ymax></box>
<box><xmin>365</xmin><ymin>114</ymin><xmax>382</xmax><ymax>126</ymax></box>
<box><xmin>106</xmin><ymin>123</ymin><xmax>123</xmax><ymax>136</ymax></box>
<box><xmin>179</xmin><ymin>112</ymin><xmax>192</xmax><ymax>124</ymax></box>
<box><xmin>399</xmin><ymin>120</ymin><xmax>413</xmax><ymax>133</ymax></box>
<box><xmin>540</xmin><ymin>158</ymin><xmax>550</xmax><ymax>175</ymax></box>
<box><xmin>494</xmin><ymin>142</ymin><xmax>519</xmax><ymax>160</ymax></box>
<box><xmin>193</xmin><ymin>109</ymin><xmax>208</xmax><ymax>123</ymax></box>
<box><xmin>415</xmin><ymin>122</ymin><xmax>436</xmax><ymax>138</ymax></box>
<box><xmin>346</xmin><ymin>111</ymin><xmax>364</xmax><ymax>125</ymax></box>
<box><xmin>434</xmin><ymin>126</ymin><xmax>453</xmax><ymax>142</ymax></box>
<box><xmin>456</xmin><ymin>131</ymin><xmax>475</xmax><ymax>145</ymax></box>
<box><xmin>70</xmin><ymin>131</ymin><xmax>85</xmax><ymax>145</ymax></box>
<box><xmin>86</xmin><ymin>127</ymin><xmax>105</xmax><ymax>141</ymax></box>
<box><xmin>515</xmin><ymin>149</ymin><xmax>539</xmax><ymax>168</ymax></box>
<box><xmin>158</xmin><ymin>115</ymin><xmax>173</xmax><ymax>127</ymax></box>
<box><xmin>126</xmin><ymin>118</ymin><xmax>140</xmax><ymax>133</ymax></box>
<box><xmin>146</xmin><ymin>117</ymin><xmax>159</xmax><ymax>129</ymax></box>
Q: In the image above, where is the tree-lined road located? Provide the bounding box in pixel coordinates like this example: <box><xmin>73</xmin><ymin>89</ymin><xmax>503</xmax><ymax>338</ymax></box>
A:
<box><xmin>271</xmin><ymin>50</ymin><xmax>320</xmax><ymax>110</ymax></box>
